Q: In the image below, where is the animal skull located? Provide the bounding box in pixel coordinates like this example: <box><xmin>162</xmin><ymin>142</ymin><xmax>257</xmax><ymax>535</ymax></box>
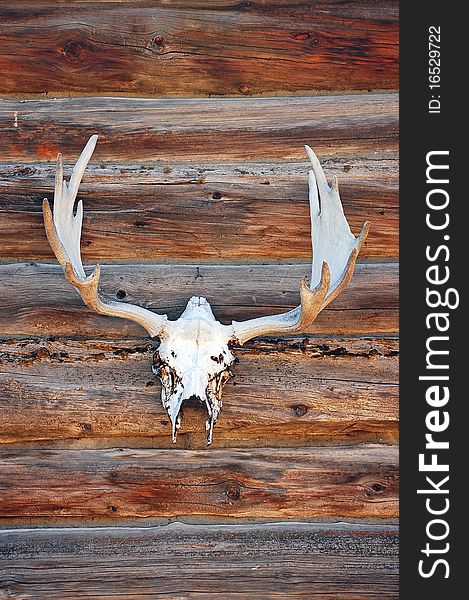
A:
<box><xmin>42</xmin><ymin>136</ymin><xmax>369</xmax><ymax>445</ymax></box>
<box><xmin>152</xmin><ymin>296</ymin><xmax>234</xmax><ymax>445</ymax></box>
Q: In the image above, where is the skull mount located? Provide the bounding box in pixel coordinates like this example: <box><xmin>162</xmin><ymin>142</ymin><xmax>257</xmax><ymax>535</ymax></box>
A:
<box><xmin>42</xmin><ymin>135</ymin><xmax>369</xmax><ymax>445</ymax></box>
<box><xmin>151</xmin><ymin>296</ymin><xmax>235</xmax><ymax>445</ymax></box>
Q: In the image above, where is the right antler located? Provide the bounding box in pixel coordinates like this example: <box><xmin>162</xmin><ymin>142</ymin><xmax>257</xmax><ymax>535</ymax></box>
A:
<box><xmin>231</xmin><ymin>146</ymin><xmax>369</xmax><ymax>344</ymax></box>
<box><xmin>43</xmin><ymin>135</ymin><xmax>168</xmax><ymax>338</ymax></box>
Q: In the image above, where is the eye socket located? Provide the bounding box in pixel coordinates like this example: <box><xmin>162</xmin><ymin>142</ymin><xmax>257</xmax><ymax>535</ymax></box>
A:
<box><xmin>152</xmin><ymin>353</ymin><xmax>163</xmax><ymax>375</ymax></box>
<box><xmin>157</xmin><ymin>364</ymin><xmax>180</xmax><ymax>395</ymax></box>
<box><xmin>209</xmin><ymin>369</ymin><xmax>232</xmax><ymax>394</ymax></box>
<box><xmin>210</xmin><ymin>354</ymin><xmax>224</xmax><ymax>364</ymax></box>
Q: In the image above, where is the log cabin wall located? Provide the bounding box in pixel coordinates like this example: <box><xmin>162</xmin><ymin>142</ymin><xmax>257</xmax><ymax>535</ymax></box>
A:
<box><xmin>0</xmin><ymin>2</ymin><xmax>398</xmax><ymax>597</ymax></box>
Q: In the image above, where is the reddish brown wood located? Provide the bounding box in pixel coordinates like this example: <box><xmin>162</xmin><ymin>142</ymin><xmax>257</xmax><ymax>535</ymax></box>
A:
<box><xmin>0</xmin><ymin>1</ymin><xmax>398</xmax><ymax>97</ymax></box>
<box><xmin>0</xmin><ymin>2</ymin><xmax>399</xmax><ymax>580</ymax></box>
<box><xmin>0</xmin><ymin>262</ymin><xmax>398</xmax><ymax>337</ymax></box>
<box><xmin>0</xmin><ymin>445</ymin><xmax>398</xmax><ymax>521</ymax></box>
<box><xmin>0</xmin><ymin>336</ymin><xmax>398</xmax><ymax>448</ymax></box>
<box><xmin>0</xmin><ymin>522</ymin><xmax>399</xmax><ymax>599</ymax></box>
<box><xmin>0</xmin><ymin>95</ymin><xmax>398</xmax><ymax>161</ymax></box>
<box><xmin>0</xmin><ymin>151</ymin><xmax>398</xmax><ymax>260</ymax></box>
<box><xmin>0</xmin><ymin>191</ymin><xmax>395</xmax><ymax>261</ymax></box>
<box><xmin>0</xmin><ymin>95</ymin><xmax>398</xmax><ymax>259</ymax></box>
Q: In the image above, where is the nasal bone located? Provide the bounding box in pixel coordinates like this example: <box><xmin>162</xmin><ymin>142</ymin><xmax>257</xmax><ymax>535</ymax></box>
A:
<box><xmin>182</xmin><ymin>369</ymin><xmax>208</xmax><ymax>400</ymax></box>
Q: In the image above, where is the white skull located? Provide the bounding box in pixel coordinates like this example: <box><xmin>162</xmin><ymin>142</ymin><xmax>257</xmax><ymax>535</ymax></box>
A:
<box><xmin>152</xmin><ymin>296</ymin><xmax>235</xmax><ymax>445</ymax></box>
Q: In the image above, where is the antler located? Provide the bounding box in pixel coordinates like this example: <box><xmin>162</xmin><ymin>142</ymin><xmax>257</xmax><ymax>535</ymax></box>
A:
<box><xmin>43</xmin><ymin>135</ymin><xmax>168</xmax><ymax>338</ymax></box>
<box><xmin>232</xmin><ymin>146</ymin><xmax>370</xmax><ymax>344</ymax></box>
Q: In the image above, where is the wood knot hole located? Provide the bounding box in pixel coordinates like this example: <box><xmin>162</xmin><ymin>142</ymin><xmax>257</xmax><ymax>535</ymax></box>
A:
<box><xmin>292</xmin><ymin>404</ymin><xmax>308</xmax><ymax>417</ymax></box>
<box><xmin>62</xmin><ymin>41</ymin><xmax>84</xmax><ymax>59</ymax></box>
<box><xmin>226</xmin><ymin>484</ymin><xmax>241</xmax><ymax>500</ymax></box>
<box><xmin>152</xmin><ymin>35</ymin><xmax>165</xmax><ymax>50</ymax></box>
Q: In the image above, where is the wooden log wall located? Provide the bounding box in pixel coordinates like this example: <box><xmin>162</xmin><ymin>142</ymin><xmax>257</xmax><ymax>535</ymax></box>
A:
<box><xmin>0</xmin><ymin>1</ymin><xmax>399</xmax><ymax>597</ymax></box>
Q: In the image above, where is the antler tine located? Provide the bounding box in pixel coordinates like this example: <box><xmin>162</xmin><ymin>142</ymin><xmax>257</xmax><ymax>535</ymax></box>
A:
<box><xmin>306</xmin><ymin>145</ymin><xmax>370</xmax><ymax>303</ymax></box>
<box><xmin>44</xmin><ymin>135</ymin><xmax>98</xmax><ymax>278</ymax></box>
<box><xmin>232</xmin><ymin>147</ymin><xmax>370</xmax><ymax>345</ymax></box>
<box><xmin>43</xmin><ymin>135</ymin><xmax>169</xmax><ymax>339</ymax></box>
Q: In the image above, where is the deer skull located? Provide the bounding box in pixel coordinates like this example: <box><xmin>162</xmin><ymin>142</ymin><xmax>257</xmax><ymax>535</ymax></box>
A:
<box><xmin>42</xmin><ymin>135</ymin><xmax>369</xmax><ymax>445</ymax></box>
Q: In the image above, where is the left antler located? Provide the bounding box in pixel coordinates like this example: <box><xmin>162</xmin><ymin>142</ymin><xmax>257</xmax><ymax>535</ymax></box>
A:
<box><xmin>43</xmin><ymin>135</ymin><xmax>169</xmax><ymax>338</ymax></box>
<box><xmin>232</xmin><ymin>146</ymin><xmax>370</xmax><ymax>344</ymax></box>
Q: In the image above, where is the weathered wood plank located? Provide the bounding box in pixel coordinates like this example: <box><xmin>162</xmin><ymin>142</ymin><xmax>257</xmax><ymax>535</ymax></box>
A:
<box><xmin>0</xmin><ymin>95</ymin><xmax>398</xmax><ymax>161</ymax></box>
<box><xmin>0</xmin><ymin>1</ymin><xmax>398</xmax><ymax>98</ymax></box>
<box><xmin>0</xmin><ymin>445</ymin><xmax>398</xmax><ymax>521</ymax></box>
<box><xmin>0</xmin><ymin>522</ymin><xmax>399</xmax><ymax>599</ymax></box>
<box><xmin>0</xmin><ymin>336</ymin><xmax>398</xmax><ymax>448</ymax></box>
<box><xmin>0</xmin><ymin>262</ymin><xmax>398</xmax><ymax>337</ymax></box>
<box><xmin>0</xmin><ymin>154</ymin><xmax>398</xmax><ymax>260</ymax></box>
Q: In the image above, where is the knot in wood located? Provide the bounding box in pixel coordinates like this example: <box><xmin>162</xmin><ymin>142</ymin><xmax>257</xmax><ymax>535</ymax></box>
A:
<box><xmin>366</xmin><ymin>482</ymin><xmax>385</xmax><ymax>497</ymax></box>
<box><xmin>292</xmin><ymin>404</ymin><xmax>308</xmax><ymax>417</ymax></box>
<box><xmin>62</xmin><ymin>41</ymin><xmax>84</xmax><ymax>59</ymax></box>
<box><xmin>152</xmin><ymin>36</ymin><xmax>165</xmax><ymax>50</ymax></box>
<box><xmin>291</xmin><ymin>32</ymin><xmax>319</xmax><ymax>45</ymax></box>
<box><xmin>226</xmin><ymin>484</ymin><xmax>241</xmax><ymax>500</ymax></box>
<box><xmin>14</xmin><ymin>166</ymin><xmax>36</xmax><ymax>177</ymax></box>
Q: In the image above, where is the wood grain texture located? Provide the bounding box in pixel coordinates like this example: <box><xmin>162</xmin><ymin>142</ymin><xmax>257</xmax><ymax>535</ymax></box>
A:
<box><xmin>0</xmin><ymin>522</ymin><xmax>399</xmax><ymax>599</ymax></box>
<box><xmin>0</xmin><ymin>95</ymin><xmax>398</xmax><ymax>161</ymax></box>
<box><xmin>0</xmin><ymin>1</ymin><xmax>399</xmax><ymax>581</ymax></box>
<box><xmin>0</xmin><ymin>445</ymin><xmax>398</xmax><ymax>521</ymax></box>
<box><xmin>0</xmin><ymin>1</ymin><xmax>398</xmax><ymax>98</ymax></box>
<box><xmin>0</xmin><ymin>336</ymin><xmax>398</xmax><ymax>448</ymax></box>
<box><xmin>0</xmin><ymin>153</ymin><xmax>398</xmax><ymax>260</ymax></box>
<box><xmin>0</xmin><ymin>262</ymin><xmax>398</xmax><ymax>337</ymax></box>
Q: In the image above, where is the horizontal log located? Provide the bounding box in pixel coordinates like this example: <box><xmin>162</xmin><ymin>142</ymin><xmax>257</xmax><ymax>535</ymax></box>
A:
<box><xmin>0</xmin><ymin>1</ymin><xmax>398</xmax><ymax>97</ymax></box>
<box><xmin>0</xmin><ymin>95</ymin><xmax>398</xmax><ymax>162</ymax></box>
<box><xmin>0</xmin><ymin>445</ymin><xmax>398</xmax><ymax>521</ymax></box>
<box><xmin>0</xmin><ymin>522</ymin><xmax>399</xmax><ymax>599</ymax></box>
<box><xmin>0</xmin><ymin>336</ymin><xmax>398</xmax><ymax>448</ymax></box>
<box><xmin>0</xmin><ymin>262</ymin><xmax>398</xmax><ymax>337</ymax></box>
<box><xmin>0</xmin><ymin>154</ymin><xmax>397</xmax><ymax>260</ymax></box>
